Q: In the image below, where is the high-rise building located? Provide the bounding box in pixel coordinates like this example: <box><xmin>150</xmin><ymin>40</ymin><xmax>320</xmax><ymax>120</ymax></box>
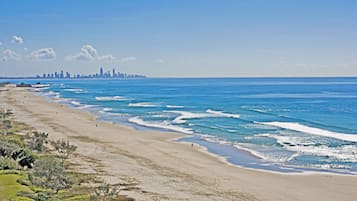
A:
<box><xmin>112</xmin><ymin>68</ymin><xmax>116</xmax><ymax>77</ymax></box>
<box><xmin>100</xmin><ymin>67</ymin><xmax>103</xmax><ymax>77</ymax></box>
<box><xmin>60</xmin><ymin>70</ymin><xmax>64</xmax><ymax>79</ymax></box>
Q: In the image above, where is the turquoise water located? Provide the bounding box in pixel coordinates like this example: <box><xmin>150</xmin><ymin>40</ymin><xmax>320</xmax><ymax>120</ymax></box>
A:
<box><xmin>8</xmin><ymin>78</ymin><xmax>357</xmax><ymax>173</ymax></box>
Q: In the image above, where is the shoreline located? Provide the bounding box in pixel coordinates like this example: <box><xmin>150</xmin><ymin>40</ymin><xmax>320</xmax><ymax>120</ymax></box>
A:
<box><xmin>1</xmin><ymin>85</ymin><xmax>357</xmax><ymax>201</ymax></box>
<box><xmin>40</xmin><ymin>87</ymin><xmax>357</xmax><ymax>176</ymax></box>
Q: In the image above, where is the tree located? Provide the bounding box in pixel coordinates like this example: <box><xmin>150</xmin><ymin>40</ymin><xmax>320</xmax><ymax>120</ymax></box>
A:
<box><xmin>90</xmin><ymin>182</ymin><xmax>120</xmax><ymax>201</ymax></box>
<box><xmin>0</xmin><ymin>139</ymin><xmax>36</xmax><ymax>169</ymax></box>
<box><xmin>0</xmin><ymin>108</ymin><xmax>13</xmax><ymax>120</ymax></box>
<box><xmin>2</xmin><ymin>119</ymin><xmax>12</xmax><ymax>135</ymax></box>
<box><xmin>28</xmin><ymin>132</ymin><xmax>48</xmax><ymax>152</ymax></box>
<box><xmin>28</xmin><ymin>156</ymin><xmax>72</xmax><ymax>193</ymax></box>
<box><xmin>51</xmin><ymin>139</ymin><xmax>77</xmax><ymax>164</ymax></box>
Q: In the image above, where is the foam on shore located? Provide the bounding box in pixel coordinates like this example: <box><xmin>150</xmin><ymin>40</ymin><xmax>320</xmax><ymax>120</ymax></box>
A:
<box><xmin>206</xmin><ymin>109</ymin><xmax>241</xmax><ymax>118</ymax></box>
<box><xmin>95</xmin><ymin>96</ymin><xmax>128</xmax><ymax>101</ymax></box>
<box><xmin>166</xmin><ymin>109</ymin><xmax>240</xmax><ymax>124</ymax></box>
<box><xmin>128</xmin><ymin>102</ymin><xmax>157</xmax><ymax>107</ymax></box>
<box><xmin>128</xmin><ymin>117</ymin><xmax>193</xmax><ymax>134</ymax></box>
<box><xmin>258</xmin><ymin>121</ymin><xmax>357</xmax><ymax>143</ymax></box>
<box><xmin>166</xmin><ymin>105</ymin><xmax>185</xmax><ymax>108</ymax></box>
<box><xmin>64</xmin><ymin>88</ymin><xmax>87</xmax><ymax>93</ymax></box>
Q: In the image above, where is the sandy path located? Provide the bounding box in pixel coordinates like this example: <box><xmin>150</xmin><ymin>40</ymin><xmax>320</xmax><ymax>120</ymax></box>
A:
<box><xmin>1</xmin><ymin>85</ymin><xmax>356</xmax><ymax>201</ymax></box>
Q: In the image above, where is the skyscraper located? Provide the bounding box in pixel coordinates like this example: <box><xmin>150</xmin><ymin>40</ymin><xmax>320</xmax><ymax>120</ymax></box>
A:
<box><xmin>100</xmin><ymin>67</ymin><xmax>103</xmax><ymax>77</ymax></box>
<box><xmin>60</xmin><ymin>70</ymin><xmax>64</xmax><ymax>79</ymax></box>
<box><xmin>112</xmin><ymin>68</ymin><xmax>116</xmax><ymax>77</ymax></box>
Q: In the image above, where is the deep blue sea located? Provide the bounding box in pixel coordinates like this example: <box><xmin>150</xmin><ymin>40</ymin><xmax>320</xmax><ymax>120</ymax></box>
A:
<box><xmin>5</xmin><ymin>78</ymin><xmax>357</xmax><ymax>174</ymax></box>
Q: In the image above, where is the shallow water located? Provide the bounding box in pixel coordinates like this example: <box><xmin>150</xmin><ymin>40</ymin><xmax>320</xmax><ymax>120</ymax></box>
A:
<box><xmin>7</xmin><ymin>77</ymin><xmax>357</xmax><ymax>174</ymax></box>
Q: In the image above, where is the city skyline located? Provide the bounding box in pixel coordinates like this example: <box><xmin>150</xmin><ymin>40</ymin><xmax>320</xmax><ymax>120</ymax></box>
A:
<box><xmin>1</xmin><ymin>0</ymin><xmax>357</xmax><ymax>77</ymax></box>
<box><xmin>37</xmin><ymin>67</ymin><xmax>145</xmax><ymax>79</ymax></box>
<box><xmin>0</xmin><ymin>67</ymin><xmax>145</xmax><ymax>79</ymax></box>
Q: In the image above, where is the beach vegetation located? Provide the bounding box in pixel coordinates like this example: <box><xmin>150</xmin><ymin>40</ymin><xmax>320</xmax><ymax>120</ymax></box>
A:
<box><xmin>0</xmin><ymin>108</ymin><xmax>134</xmax><ymax>201</ymax></box>
<box><xmin>2</xmin><ymin>119</ymin><xmax>12</xmax><ymax>135</ymax></box>
<box><xmin>51</xmin><ymin>139</ymin><xmax>77</xmax><ymax>164</ymax></box>
<box><xmin>0</xmin><ymin>138</ymin><xmax>37</xmax><ymax>170</ymax></box>
<box><xmin>28</xmin><ymin>156</ymin><xmax>72</xmax><ymax>194</ymax></box>
<box><xmin>90</xmin><ymin>182</ymin><xmax>120</xmax><ymax>201</ymax></box>
<box><xmin>0</xmin><ymin>172</ymin><xmax>32</xmax><ymax>200</ymax></box>
<box><xmin>0</xmin><ymin>157</ymin><xmax>19</xmax><ymax>170</ymax></box>
<box><xmin>27</xmin><ymin>132</ymin><xmax>48</xmax><ymax>152</ymax></box>
<box><xmin>1</xmin><ymin>109</ymin><xmax>13</xmax><ymax>135</ymax></box>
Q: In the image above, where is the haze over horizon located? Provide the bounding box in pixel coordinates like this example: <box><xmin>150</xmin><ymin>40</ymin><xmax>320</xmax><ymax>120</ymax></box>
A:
<box><xmin>0</xmin><ymin>0</ymin><xmax>357</xmax><ymax>77</ymax></box>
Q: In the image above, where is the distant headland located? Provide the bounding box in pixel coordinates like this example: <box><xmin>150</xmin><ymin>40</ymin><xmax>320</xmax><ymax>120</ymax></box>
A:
<box><xmin>0</xmin><ymin>67</ymin><xmax>146</xmax><ymax>79</ymax></box>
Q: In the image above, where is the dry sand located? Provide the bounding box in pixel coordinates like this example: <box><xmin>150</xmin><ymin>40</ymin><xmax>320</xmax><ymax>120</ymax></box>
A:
<box><xmin>1</xmin><ymin>85</ymin><xmax>356</xmax><ymax>201</ymax></box>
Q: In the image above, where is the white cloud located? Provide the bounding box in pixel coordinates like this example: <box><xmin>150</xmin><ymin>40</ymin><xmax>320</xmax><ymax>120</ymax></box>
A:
<box><xmin>12</xmin><ymin>35</ymin><xmax>23</xmax><ymax>44</ymax></box>
<box><xmin>67</xmin><ymin>45</ymin><xmax>136</xmax><ymax>63</ymax></box>
<box><xmin>0</xmin><ymin>41</ymin><xmax>2</xmax><ymax>46</ymax></box>
<box><xmin>67</xmin><ymin>45</ymin><xmax>106</xmax><ymax>61</ymax></box>
<box><xmin>2</xmin><ymin>49</ymin><xmax>21</xmax><ymax>61</ymax></box>
<box><xmin>28</xmin><ymin>48</ymin><xmax>56</xmax><ymax>60</ymax></box>
<box><xmin>120</xmin><ymin>56</ymin><xmax>137</xmax><ymax>62</ymax></box>
<box><xmin>98</xmin><ymin>54</ymin><xmax>116</xmax><ymax>61</ymax></box>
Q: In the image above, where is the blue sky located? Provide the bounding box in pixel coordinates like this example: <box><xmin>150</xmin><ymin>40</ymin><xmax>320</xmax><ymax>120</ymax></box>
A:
<box><xmin>0</xmin><ymin>0</ymin><xmax>356</xmax><ymax>77</ymax></box>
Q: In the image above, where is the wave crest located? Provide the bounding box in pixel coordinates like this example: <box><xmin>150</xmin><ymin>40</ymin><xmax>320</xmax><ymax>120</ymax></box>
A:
<box><xmin>258</xmin><ymin>122</ymin><xmax>357</xmax><ymax>143</ymax></box>
<box><xmin>95</xmin><ymin>96</ymin><xmax>127</xmax><ymax>101</ymax></box>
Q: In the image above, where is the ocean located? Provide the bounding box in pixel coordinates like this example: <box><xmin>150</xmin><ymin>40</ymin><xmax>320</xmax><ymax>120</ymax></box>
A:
<box><xmin>8</xmin><ymin>77</ymin><xmax>357</xmax><ymax>174</ymax></box>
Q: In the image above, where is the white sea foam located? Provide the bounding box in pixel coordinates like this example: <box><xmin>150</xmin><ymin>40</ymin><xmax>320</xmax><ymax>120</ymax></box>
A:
<box><xmin>102</xmin><ymin>108</ymin><xmax>112</xmax><ymax>111</ymax></box>
<box><xmin>32</xmin><ymin>84</ymin><xmax>50</xmax><ymax>88</ymax></box>
<box><xmin>95</xmin><ymin>96</ymin><xmax>127</xmax><ymax>101</ymax></box>
<box><xmin>206</xmin><ymin>109</ymin><xmax>241</xmax><ymax>118</ymax></box>
<box><xmin>256</xmin><ymin>133</ymin><xmax>357</xmax><ymax>162</ymax></box>
<box><xmin>166</xmin><ymin>111</ymin><xmax>212</xmax><ymax>124</ymax></box>
<box><xmin>166</xmin><ymin>109</ymin><xmax>240</xmax><ymax>124</ymax></box>
<box><xmin>306</xmin><ymin>164</ymin><xmax>352</xmax><ymax>170</ymax></box>
<box><xmin>128</xmin><ymin>117</ymin><xmax>193</xmax><ymax>134</ymax></box>
<box><xmin>44</xmin><ymin>91</ymin><xmax>60</xmax><ymax>96</ymax></box>
<box><xmin>70</xmin><ymin>101</ymin><xmax>81</xmax><ymax>106</ymax></box>
<box><xmin>199</xmin><ymin>134</ymin><xmax>231</xmax><ymax>145</ymax></box>
<box><xmin>241</xmin><ymin>93</ymin><xmax>357</xmax><ymax>99</ymax></box>
<box><xmin>78</xmin><ymin>104</ymin><xmax>96</xmax><ymax>109</ymax></box>
<box><xmin>234</xmin><ymin>143</ymin><xmax>298</xmax><ymax>163</ymax></box>
<box><xmin>258</xmin><ymin>122</ymin><xmax>357</xmax><ymax>143</ymax></box>
<box><xmin>42</xmin><ymin>91</ymin><xmax>61</xmax><ymax>99</ymax></box>
<box><xmin>128</xmin><ymin>102</ymin><xmax>157</xmax><ymax>107</ymax></box>
<box><xmin>166</xmin><ymin>105</ymin><xmax>185</xmax><ymax>108</ymax></box>
<box><xmin>31</xmin><ymin>87</ymin><xmax>49</xmax><ymax>92</ymax></box>
<box><xmin>64</xmin><ymin>88</ymin><xmax>87</xmax><ymax>93</ymax></box>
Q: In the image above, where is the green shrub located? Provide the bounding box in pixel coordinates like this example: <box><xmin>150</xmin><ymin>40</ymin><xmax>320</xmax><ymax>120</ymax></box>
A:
<box><xmin>8</xmin><ymin>137</ymin><xmax>26</xmax><ymax>148</ymax></box>
<box><xmin>0</xmin><ymin>139</ymin><xmax>21</xmax><ymax>158</ymax></box>
<box><xmin>28</xmin><ymin>156</ymin><xmax>72</xmax><ymax>193</ymax></box>
<box><xmin>0</xmin><ymin>157</ymin><xmax>18</xmax><ymax>170</ymax></box>
<box><xmin>90</xmin><ymin>182</ymin><xmax>120</xmax><ymax>201</ymax></box>
<box><xmin>16</xmin><ymin>191</ymin><xmax>50</xmax><ymax>201</ymax></box>
<box><xmin>51</xmin><ymin>139</ymin><xmax>77</xmax><ymax>164</ymax></box>
<box><xmin>10</xmin><ymin>196</ymin><xmax>34</xmax><ymax>201</ymax></box>
<box><xmin>17</xmin><ymin>176</ymin><xmax>32</xmax><ymax>186</ymax></box>
<box><xmin>2</xmin><ymin>119</ymin><xmax>12</xmax><ymax>135</ymax></box>
<box><xmin>27</xmin><ymin>132</ymin><xmax>48</xmax><ymax>152</ymax></box>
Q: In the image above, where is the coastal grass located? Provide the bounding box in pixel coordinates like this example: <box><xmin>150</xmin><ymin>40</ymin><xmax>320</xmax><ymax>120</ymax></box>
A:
<box><xmin>0</xmin><ymin>171</ymin><xmax>33</xmax><ymax>201</ymax></box>
<box><xmin>0</xmin><ymin>107</ymin><xmax>134</xmax><ymax>201</ymax></box>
